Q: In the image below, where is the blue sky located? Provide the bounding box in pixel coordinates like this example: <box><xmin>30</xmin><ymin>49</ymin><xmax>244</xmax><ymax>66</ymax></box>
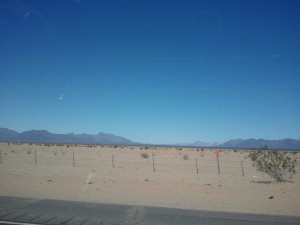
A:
<box><xmin>1</xmin><ymin>0</ymin><xmax>300</xmax><ymax>144</ymax></box>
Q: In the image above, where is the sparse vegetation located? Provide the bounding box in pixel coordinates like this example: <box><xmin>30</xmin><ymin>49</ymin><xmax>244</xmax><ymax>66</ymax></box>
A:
<box><xmin>248</xmin><ymin>150</ymin><xmax>298</xmax><ymax>182</ymax></box>
<box><xmin>141</xmin><ymin>152</ymin><xmax>149</xmax><ymax>158</ymax></box>
<box><xmin>26</xmin><ymin>149</ymin><xmax>32</xmax><ymax>154</ymax></box>
<box><xmin>183</xmin><ymin>154</ymin><xmax>189</xmax><ymax>160</ymax></box>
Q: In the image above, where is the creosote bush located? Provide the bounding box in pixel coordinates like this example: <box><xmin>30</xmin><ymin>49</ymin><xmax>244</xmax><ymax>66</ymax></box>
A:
<box><xmin>183</xmin><ymin>154</ymin><xmax>189</xmax><ymax>160</ymax></box>
<box><xmin>141</xmin><ymin>152</ymin><xmax>149</xmax><ymax>158</ymax></box>
<box><xmin>248</xmin><ymin>150</ymin><xmax>297</xmax><ymax>182</ymax></box>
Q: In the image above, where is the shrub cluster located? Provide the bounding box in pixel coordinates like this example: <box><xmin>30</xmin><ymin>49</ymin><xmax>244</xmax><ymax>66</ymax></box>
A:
<box><xmin>248</xmin><ymin>150</ymin><xmax>297</xmax><ymax>182</ymax></box>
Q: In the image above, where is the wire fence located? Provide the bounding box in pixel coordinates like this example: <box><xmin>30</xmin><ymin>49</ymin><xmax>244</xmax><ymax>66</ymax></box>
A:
<box><xmin>0</xmin><ymin>149</ymin><xmax>261</xmax><ymax>178</ymax></box>
<box><xmin>1</xmin><ymin>142</ymin><xmax>299</xmax><ymax>181</ymax></box>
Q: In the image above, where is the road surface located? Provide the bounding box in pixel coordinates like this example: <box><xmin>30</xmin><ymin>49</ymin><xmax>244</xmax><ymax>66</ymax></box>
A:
<box><xmin>0</xmin><ymin>196</ymin><xmax>299</xmax><ymax>225</ymax></box>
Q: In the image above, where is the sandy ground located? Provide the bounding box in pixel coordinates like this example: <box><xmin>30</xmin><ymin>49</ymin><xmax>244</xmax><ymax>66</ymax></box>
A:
<box><xmin>0</xmin><ymin>142</ymin><xmax>299</xmax><ymax>216</ymax></box>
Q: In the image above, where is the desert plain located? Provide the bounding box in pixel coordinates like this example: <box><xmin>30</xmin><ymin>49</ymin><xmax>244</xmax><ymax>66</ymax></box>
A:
<box><xmin>0</xmin><ymin>142</ymin><xmax>299</xmax><ymax>216</ymax></box>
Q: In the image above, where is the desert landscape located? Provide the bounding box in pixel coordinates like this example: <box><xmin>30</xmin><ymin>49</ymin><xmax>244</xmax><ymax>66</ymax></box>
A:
<box><xmin>0</xmin><ymin>142</ymin><xmax>299</xmax><ymax>216</ymax></box>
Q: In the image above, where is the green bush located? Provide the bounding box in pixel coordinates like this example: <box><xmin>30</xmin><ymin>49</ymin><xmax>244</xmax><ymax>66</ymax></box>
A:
<box><xmin>248</xmin><ymin>150</ymin><xmax>297</xmax><ymax>182</ymax></box>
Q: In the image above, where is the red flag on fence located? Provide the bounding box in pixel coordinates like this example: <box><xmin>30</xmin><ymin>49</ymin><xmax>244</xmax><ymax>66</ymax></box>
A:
<box><xmin>215</xmin><ymin>151</ymin><xmax>220</xmax><ymax>157</ymax></box>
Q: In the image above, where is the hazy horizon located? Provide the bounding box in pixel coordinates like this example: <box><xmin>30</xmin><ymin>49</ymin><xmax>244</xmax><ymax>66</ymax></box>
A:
<box><xmin>2</xmin><ymin>127</ymin><xmax>300</xmax><ymax>146</ymax></box>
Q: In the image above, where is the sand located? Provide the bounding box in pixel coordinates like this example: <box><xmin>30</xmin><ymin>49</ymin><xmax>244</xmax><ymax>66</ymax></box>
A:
<box><xmin>0</xmin><ymin>142</ymin><xmax>299</xmax><ymax>216</ymax></box>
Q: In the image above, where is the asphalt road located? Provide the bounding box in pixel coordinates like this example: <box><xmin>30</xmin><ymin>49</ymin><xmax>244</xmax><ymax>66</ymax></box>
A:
<box><xmin>0</xmin><ymin>196</ymin><xmax>299</xmax><ymax>225</ymax></box>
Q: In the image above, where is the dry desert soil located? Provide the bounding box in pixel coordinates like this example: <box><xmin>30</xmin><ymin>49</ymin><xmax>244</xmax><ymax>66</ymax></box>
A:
<box><xmin>0</xmin><ymin>142</ymin><xmax>299</xmax><ymax>216</ymax></box>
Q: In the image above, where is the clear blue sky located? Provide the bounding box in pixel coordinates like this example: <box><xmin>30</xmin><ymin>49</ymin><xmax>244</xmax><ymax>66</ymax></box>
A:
<box><xmin>1</xmin><ymin>0</ymin><xmax>300</xmax><ymax>144</ymax></box>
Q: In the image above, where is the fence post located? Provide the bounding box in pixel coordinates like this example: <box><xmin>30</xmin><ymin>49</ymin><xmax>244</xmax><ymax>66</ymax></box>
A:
<box><xmin>152</xmin><ymin>156</ymin><xmax>155</xmax><ymax>172</ymax></box>
<box><xmin>241</xmin><ymin>160</ymin><xmax>244</xmax><ymax>177</ymax></box>
<box><xmin>0</xmin><ymin>151</ymin><xmax>2</xmax><ymax>164</ymax></box>
<box><xmin>73</xmin><ymin>152</ymin><xmax>75</xmax><ymax>167</ymax></box>
<box><xmin>35</xmin><ymin>150</ymin><xmax>37</xmax><ymax>165</ymax></box>
<box><xmin>112</xmin><ymin>155</ymin><xmax>115</xmax><ymax>169</ymax></box>
<box><xmin>216</xmin><ymin>155</ymin><xmax>220</xmax><ymax>175</ymax></box>
<box><xmin>195</xmin><ymin>158</ymin><xmax>199</xmax><ymax>174</ymax></box>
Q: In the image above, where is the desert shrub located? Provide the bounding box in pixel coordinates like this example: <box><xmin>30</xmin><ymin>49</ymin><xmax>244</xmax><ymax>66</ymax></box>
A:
<box><xmin>183</xmin><ymin>154</ymin><xmax>189</xmax><ymax>160</ymax></box>
<box><xmin>26</xmin><ymin>149</ymin><xmax>32</xmax><ymax>154</ymax></box>
<box><xmin>141</xmin><ymin>152</ymin><xmax>149</xmax><ymax>158</ymax></box>
<box><xmin>248</xmin><ymin>150</ymin><xmax>298</xmax><ymax>182</ymax></box>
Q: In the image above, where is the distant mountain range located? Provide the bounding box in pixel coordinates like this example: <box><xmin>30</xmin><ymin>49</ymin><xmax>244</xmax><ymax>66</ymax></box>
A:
<box><xmin>0</xmin><ymin>127</ymin><xmax>299</xmax><ymax>150</ymax></box>
<box><xmin>218</xmin><ymin>138</ymin><xmax>300</xmax><ymax>150</ymax></box>
<box><xmin>0</xmin><ymin>128</ymin><xmax>137</xmax><ymax>145</ymax></box>
<box><xmin>176</xmin><ymin>139</ymin><xmax>300</xmax><ymax>150</ymax></box>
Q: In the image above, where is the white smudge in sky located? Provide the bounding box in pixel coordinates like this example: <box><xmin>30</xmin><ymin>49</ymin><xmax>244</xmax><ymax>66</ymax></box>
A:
<box><xmin>59</xmin><ymin>83</ymin><xmax>70</xmax><ymax>100</ymax></box>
